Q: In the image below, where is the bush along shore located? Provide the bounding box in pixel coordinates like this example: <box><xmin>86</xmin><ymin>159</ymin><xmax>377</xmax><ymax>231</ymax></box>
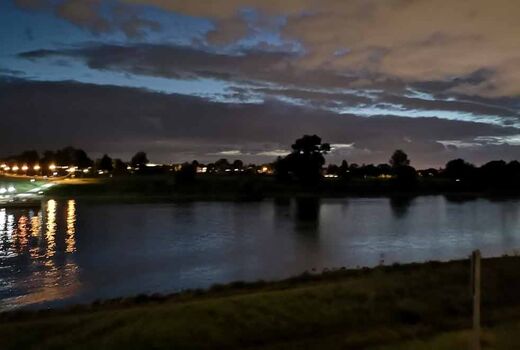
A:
<box><xmin>3</xmin><ymin>256</ymin><xmax>520</xmax><ymax>349</ymax></box>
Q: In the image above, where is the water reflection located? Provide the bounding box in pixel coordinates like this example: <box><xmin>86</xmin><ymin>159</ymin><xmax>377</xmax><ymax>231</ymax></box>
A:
<box><xmin>444</xmin><ymin>194</ymin><xmax>478</xmax><ymax>204</ymax></box>
<box><xmin>45</xmin><ymin>199</ymin><xmax>57</xmax><ymax>258</ymax></box>
<box><xmin>294</xmin><ymin>197</ymin><xmax>321</xmax><ymax>236</ymax></box>
<box><xmin>0</xmin><ymin>199</ymin><xmax>79</xmax><ymax>310</ymax></box>
<box><xmin>389</xmin><ymin>196</ymin><xmax>414</xmax><ymax>218</ymax></box>
<box><xmin>66</xmin><ymin>200</ymin><xmax>76</xmax><ymax>253</ymax></box>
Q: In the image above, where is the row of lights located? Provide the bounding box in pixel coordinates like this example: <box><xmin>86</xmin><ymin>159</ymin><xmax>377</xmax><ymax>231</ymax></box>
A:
<box><xmin>0</xmin><ymin>186</ymin><xmax>16</xmax><ymax>194</ymax></box>
<box><xmin>1</xmin><ymin>163</ymin><xmax>48</xmax><ymax>172</ymax></box>
<box><xmin>0</xmin><ymin>164</ymin><xmax>90</xmax><ymax>174</ymax></box>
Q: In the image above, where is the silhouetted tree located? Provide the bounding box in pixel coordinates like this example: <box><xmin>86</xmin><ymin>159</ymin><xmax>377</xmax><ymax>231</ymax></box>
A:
<box><xmin>131</xmin><ymin>152</ymin><xmax>149</xmax><ymax>168</ymax></box>
<box><xmin>506</xmin><ymin>161</ymin><xmax>520</xmax><ymax>185</ymax></box>
<box><xmin>377</xmin><ymin>163</ymin><xmax>392</xmax><ymax>175</ymax></box>
<box><xmin>444</xmin><ymin>159</ymin><xmax>475</xmax><ymax>181</ymax></box>
<box><xmin>40</xmin><ymin>151</ymin><xmax>56</xmax><ymax>168</ymax></box>
<box><xmin>337</xmin><ymin>160</ymin><xmax>350</xmax><ymax>179</ymax></box>
<box><xmin>480</xmin><ymin>160</ymin><xmax>507</xmax><ymax>185</ymax></box>
<box><xmin>215</xmin><ymin>158</ymin><xmax>230</xmax><ymax>173</ymax></box>
<box><xmin>389</xmin><ymin>150</ymin><xmax>416</xmax><ymax>187</ymax></box>
<box><xmin>74</xmin><ymin>149</ymin><xmax>93</xmax><ymax>169</ymax></box>
<box><xmin>419</xmin><ymin>168</ymin><xmax>439</xmax><ymax>177</ymax></box>
<box><xmin>113</xmin><ymin>159</ymin><xmax>127</xmax><ymax>175</ymax></box>
<box><xmin>175</xmin><ymin>162</ymin><xmax>197</xmax><ymax>184</ymax></box>
<box><xmin>339</xmin><ymin>160</ymin><xmax>349</xmax><ymax>173</ymax></box>
<box><xmin>45</xmin><ymin>147</ymin><xmax>93</xmax><ymax>168</ymax></box>
<box><xmin>232</xmin><ymin>159</ymin><xmax>244</xmax><ymax>170</ymax></box>
<box><xmin>17</xmin><ymin>150</ymin><xmax>39</xmax><ymax>164</ymax></box>
<box><xmin>274</xmin><ymin>156</ymin><xmax>291</xmax><ymax>182</ymax></box>
<box><xmin>326</xmin><ymin>164</ymin><xmax>340</xmax><ymax>175</ymax></box>
<box><xmin>207</xmin><ymin>163</ymin><xmax>216</xmax><ymax>173</ymax></box>
<box><xmin>280</xmin><ymin>135</ymin><xmax>330</xmax><ymax>184</ymax></box>
<box><xmin>99</xmin><ymin>154</ymin><xmax>113</xmax><ymax>172</ymax></box>
<box><xmin>394</xmin><ymin>165</ymin><xmax>418</xmax><ymax>187</ymax></box>
<box><xmin>389</xmin><ymin>150</ymin><xmax>410</xmax><ymax>168</ymax></box>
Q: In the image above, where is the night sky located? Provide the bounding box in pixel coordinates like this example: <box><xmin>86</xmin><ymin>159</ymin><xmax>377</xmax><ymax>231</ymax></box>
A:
<box><xmin>2</xmin><ymin>0</ymin><xmax>520</xmax><ymax>167</ymax></box>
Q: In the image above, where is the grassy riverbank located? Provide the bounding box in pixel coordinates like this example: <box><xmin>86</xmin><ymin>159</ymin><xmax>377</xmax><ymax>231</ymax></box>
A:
<box><xmin>3</xmin><ymin>256</ymin><xmax>520</xmax><ymax>349</ymax></box>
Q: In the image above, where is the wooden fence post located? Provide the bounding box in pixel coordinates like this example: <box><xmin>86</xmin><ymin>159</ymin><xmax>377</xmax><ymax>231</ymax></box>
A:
<box><xmin>471</xmin><ymin>250</ymin><xmax>481</xmax><ymax>350</ymax></box>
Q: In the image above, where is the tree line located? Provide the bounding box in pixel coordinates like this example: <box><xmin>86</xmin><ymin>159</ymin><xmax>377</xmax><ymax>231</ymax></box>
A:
<box><xmin>0</xmin><ymin>147</ymin><xmax>150</xmax><ymax>173</ymax></box>
<box><xmin>3</xmin><ymin>137</ymin><xmax>520</xmax><ymax>191</ymax></box>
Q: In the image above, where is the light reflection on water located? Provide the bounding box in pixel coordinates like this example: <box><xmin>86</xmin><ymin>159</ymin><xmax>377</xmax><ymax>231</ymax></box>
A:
<box><xmin>2</xmin><ymin>196</ymin><xmax>520</xmax><ymax>310</ymax></box>
<box><xmin>0</xmin><ymin>199</ymin><xmax>78</xmax><ymax>310</ymax></box>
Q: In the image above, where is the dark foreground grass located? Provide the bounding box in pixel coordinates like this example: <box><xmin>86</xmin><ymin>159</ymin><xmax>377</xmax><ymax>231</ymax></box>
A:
<box><xmin>3</xmin><ymin>257</ymin><xmax>520</xmax><ymax>349</ymax></box>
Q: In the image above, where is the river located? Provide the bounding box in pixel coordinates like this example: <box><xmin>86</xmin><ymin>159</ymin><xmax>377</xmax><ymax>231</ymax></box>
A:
<box><xmin>1</xmin><ymin>196</ymin><xmax>519</xmax><ymax>310</ymax></box>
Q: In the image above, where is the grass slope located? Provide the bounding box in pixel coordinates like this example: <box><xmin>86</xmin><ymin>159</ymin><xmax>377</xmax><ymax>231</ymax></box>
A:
<box><xmin>3</xmin><ymin>257</ymin><xmax>520</xmax><ymax>349</ymax></box>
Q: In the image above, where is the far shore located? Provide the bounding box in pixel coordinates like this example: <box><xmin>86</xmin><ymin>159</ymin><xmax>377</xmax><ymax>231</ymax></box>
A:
<box><xmin>35</xmin><ymin>174</ymin><xmax>520</xmax><ymax>202</ymax></box>
<box><xmin>4</xmin><ymin>174</ymin><xmax>520</xmax><ymax>203</ymax></box>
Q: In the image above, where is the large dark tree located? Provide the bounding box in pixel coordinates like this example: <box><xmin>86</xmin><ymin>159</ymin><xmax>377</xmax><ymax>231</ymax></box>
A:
<box><xmin>98</xmin><ymin>154</ymin><xmax>113</xmax><ymax>172</ymax></box>
<box><xmin>215</xmin><ymin>158</ymin><xmax>230</xmax><ymax>173</ymax></box>
<box><xmin>74</xmin><ymin>149</ymin><xmax>94</xmax><ymax>169</ymax></box>
<box><xmin>232</xmin><ymin>159</ymin><xmax>244</xmax><ymax>170</ymax></box>
<box><xmin>389</xmin><ymin>149</ymin><xmax>416</xmax><ymax>187</ymax></box>
<box><xmin>46</xmin><ymin>147</ymin><xmax>93</xmax><ymax>167</ymax></box>
<box><xmin>277</xmin><ymin>135</ymin><xmax>330</xmax><ymax>184</ymax></box>
<box><xmin>17</xmin><ymin>150</ymin><xmax>39</xmax><ymax>164</ymax></box>
<box><xmin>175</xmin><ymin>162</ymin><xmax>197</xmax><ymax>184</ymax></box>
<box><xmin>113</xmin><ymin>158</ymin><xmax>127</xmax><ymax>175</ymax></box>
<box><xmin>389</xmin><ymin>150</ymin><xmax>410</xmax><ymax>168</ymax></box>
<box><xmin>131</xmin><ymin>151</ymin><xmax>149</xmax><ymax>168</ymax></box>
<box><xmin>444</xmin><ymin>159</ymin><xmax>475</xmax><ymax>181</ymax></box>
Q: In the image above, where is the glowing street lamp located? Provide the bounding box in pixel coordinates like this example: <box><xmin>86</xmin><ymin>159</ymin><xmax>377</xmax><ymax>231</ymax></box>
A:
<box><xmin>21</xmin><ymin>165</ymin><xmax>29</xmax><ymax>172</ymax></box>
<box><xmin>12</xmin><ymin>165</ymin><xmax>19</xmax><ymax>172</ymax></box>
<box><xmin>49</xmin><ymin>164</ymin><xmax>56</xmax><ymax>171</ymax></box>
<box><xmin>34</xmin><ymin>165</ymin><xmax>41</xmax><ymax>171</ymax></box>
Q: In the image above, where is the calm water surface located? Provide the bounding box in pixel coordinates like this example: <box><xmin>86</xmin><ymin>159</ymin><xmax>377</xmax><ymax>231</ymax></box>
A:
<box><xmin>2</xmin><ymin>196</ymin><xmax>520</xmax><ymax>310</ymax></box>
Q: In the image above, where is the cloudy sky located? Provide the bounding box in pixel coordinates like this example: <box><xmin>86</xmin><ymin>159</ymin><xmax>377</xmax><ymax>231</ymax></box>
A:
<box><xmin>2</xmin><ymin>0</ymin><xmax>520</xmax><ymax>167</ymax></box>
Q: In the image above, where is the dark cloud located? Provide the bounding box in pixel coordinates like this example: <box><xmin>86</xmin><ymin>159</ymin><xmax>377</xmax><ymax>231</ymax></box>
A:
<box><xmin>18</xmin><ymin>43</ymin><xmax>520</xmax><ymax>129</ymax></box>
<box><xmin>18</xmin><ymin>44</ymin><xmax>298</xmax><ymax>84</ymax></box>
<box><xmin>1</xmin><ymin>78</ymin><xmax>520</xmax><ymax>167</ymax></box>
